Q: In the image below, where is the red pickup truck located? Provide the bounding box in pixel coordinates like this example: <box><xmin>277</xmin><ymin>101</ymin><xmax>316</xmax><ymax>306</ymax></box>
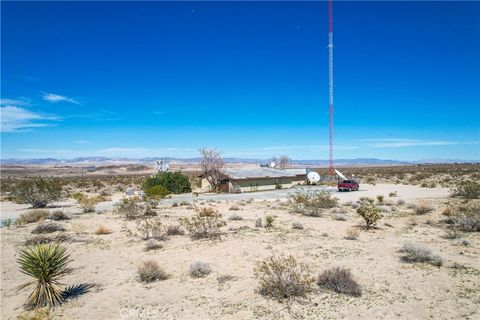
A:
<box><xmin>338</xmin><ymin>180</ymin><xmax>359</xmax><ymax>192</ymax></box>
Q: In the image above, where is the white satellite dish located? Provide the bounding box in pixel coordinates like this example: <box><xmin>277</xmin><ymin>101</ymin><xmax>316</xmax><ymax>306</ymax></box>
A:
<box><xmin>269</xmin><ymin>162</ymin><xmax>276</xmax><ymax>168</ymax></box>
<box><xmin>307</xmin><ymin>171</ymin><xmax>321</xmax><ymax>184</ymax></box>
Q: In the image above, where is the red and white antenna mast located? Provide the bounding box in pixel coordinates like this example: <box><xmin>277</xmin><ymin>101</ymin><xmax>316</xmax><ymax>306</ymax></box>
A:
<box><xmin>328</xmin><ymin>0</ymin><xmax>334</xmax><ymax>176</ymax></box>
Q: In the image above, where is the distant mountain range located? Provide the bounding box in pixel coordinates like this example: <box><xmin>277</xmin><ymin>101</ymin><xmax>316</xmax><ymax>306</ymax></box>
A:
<box><xmin>1</xmin><ymin>157</ymin><xmax>477</xmax><ymax>166</ymax></box>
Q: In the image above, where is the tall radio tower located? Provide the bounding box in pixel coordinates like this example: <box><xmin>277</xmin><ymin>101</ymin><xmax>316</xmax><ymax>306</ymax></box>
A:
<box><xmin>328</xmin><ymin>0</ymin><xmax>334</xmax><ymax>176</ymax></box>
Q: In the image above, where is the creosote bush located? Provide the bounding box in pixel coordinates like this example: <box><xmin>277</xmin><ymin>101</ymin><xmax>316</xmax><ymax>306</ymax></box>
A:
<box><xmin>317</xmin><ymin>267</ymin><xmax>362</xmax><ymax>297</ymax></box>
<box><xmin>17</xmin><ymin>244</ymin><xmax>71</xmax><ymax>308</ymax></box>
<box><xmin>144</xmin><ymin>185</ymin><xmax>170</xmax><ymax>200</ymax></box>
<box><xmin>136</xmin><ymin>217</ymin><xmax>167</xmax><ymax>240</ymax></box>
<box><xmin>400</xmin><ymin>241</ymin><xmax>443</xmax><ymax>266</ymax></box>
<box><xmin>376</xmin><ymin>195</ymin><xmax>384</xmax><ymax>204</ymax></box>
<box><xmin>254</xmin><ymin>255</ymin><xmax>314</xmax><ymax>301</ymax></box>
<box><xmin>345</xmin><ymin>227</ymin><xmax>360</xmax><ymax>240</ymax></box>
<box><xmin>114</xmin><ymin>198</ymin><xmax>144</xmax><ymax>220</ymax></box>
<box><xmin>189</xmin><ymin>261</ymin><xmax>212</xmax><ymax>278</ymax></box>
<box><xmin>138</xmin><ymin>260</ymin><xmax>168</xmax><ymax>282</ymax></box>
<box><xmin>289</xmin><ymin>191</ymin><xmax>338</xmax><ymax>217</ymax></box>
<box><xmin>356</xmin><ymin>204</ymin><xmax>382</xmax><ymax>229</ymax></box>
<box><xmin>448</xmin><ymin>201</ymin><xmax>480</xmax><ymax>232</ymax></box>
<box><xmin>143</xmin><ymin>171</ymin><xmax>191</xmax><ymax>195</ymax></box>
<box><xmin>452</xmin><ymin>181</ymin><xmax>480</xmax><ymax>199</ymax></box>
<box><xmin>179</xmin><ymin>207</ymin><xmax>226</xmax><ymax>239</ymax></box>
<box><xmin>13</xmin><ymin>178</ymin><xmax>62</xmax><ymax>208</ymax></box>
<box><xmin>24</xmin><ymin>233</ymin><xmax>70</xmax><ymax>246</ymax></box>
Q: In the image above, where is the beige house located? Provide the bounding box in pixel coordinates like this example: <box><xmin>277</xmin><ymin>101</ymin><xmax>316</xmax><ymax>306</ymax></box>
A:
<box><xmin>200</xmin><ymin>167</ymin><xmax>307</xmax><ymax>193</ymax></box>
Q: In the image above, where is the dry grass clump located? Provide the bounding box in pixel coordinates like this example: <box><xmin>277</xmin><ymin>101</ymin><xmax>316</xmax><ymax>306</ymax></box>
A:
<box><xmin>229</xmin><ymin>205</ymin><xmax>240</xmax><ymax>211</ymax></box>
<box><xmin>356</xmin><ymin>204</ymin><xmax>382</xmax><ymax>229</ymax></box>
<box><xmin>228</xmin><ymin>213</ymin><xmax>243</xmax><ymax>221</ymax></box>
<box><xmin>138</xmin><ymin>260</ymin><xmax>168</xmax><ymax>282</ymax></box>
<box><xmin>189</xmin><ymin>261</ymin><xmax>212</xmax><ymax>278</ymax></box>
<box><xmin>94</xmin><ymin>225</ymin><xmax>112</xmax><ymax>235</ymax></box>
<box><xmin>17</xmin><ymin>308</ymin><xmax>53</xmax><ymax>320</ymax></box>
<box><xmin>166</xmin><ymin>224</ymin><xmax>185</xmax><ymax>236</ymax></box>
<box><xmin>345</xmin><ymin>227</ymin><xmax>360</xmax><ymax>240</ymax></box>
<box><xmin>179</xmin><ymin>207</ymin><xmax>226</xmax><ymax>239</ymax></box>
<box><xmin>24</xmin><ymin>233</ymin><xmax>70</xmax><ymax>246</ymax></box>
<box><xmin>136</xmin><ymin>217</ymin><xmax>167</xmax><ymax>240</ymax></box>
<box><xmin>255</xmin><ymin>218</ymin><xmax>262</xmax><ymax>228</ymax></box>
<box><xmin>32</xmin><ymin>223</ymin><xmax>66</xmax><ymax>234</ymax></box>
<box><xmin>414</xmin><ymin>202</ymin><xmax>434</xmax><ymax>215</ymax></box>
<box><xmin>292</xmin><ymin>222</ymin><xmax>304</xmax><ymax>229</ymax></box>
<box><xmin>289</xmin><ymin>190</ymin><xmax>338</xmax><ymax>217</ymax></box>
<box><xmin>317</xmin><ymin>267</ymin><xmax>362</xmax><ymax>297</ymax></box>
<box><xmin>48</xmin><ymin>210</ymin><xmax>69</xmax><ymax>221</ymax></box>
<box><xmin>448</xmin><ymin>201</ymin><xmax>480</xmax><ymax>232</ymax></box>
<box><xmin>17</xmin><ymin>210</ymin><xmax>49</xmax><ymax>225</ymax></box>
<box><xmin>144</xmin><ymin>239</ymin><xmax>163</xmax><ymax>251</ymax></box>
<box><xmin>254</xmin><ymin>255</ymin><xmax>314</xmax><ymax>301</ymax></box>
<box><xmin>400</xmin><ymin>241</ymin><xmax>443</xmax><ymax>266</ymax></box>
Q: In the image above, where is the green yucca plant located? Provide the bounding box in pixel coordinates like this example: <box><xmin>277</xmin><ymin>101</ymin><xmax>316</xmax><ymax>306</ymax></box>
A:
<box><xmin>265</xmin><ymin>215</ymin><xmax>275</xmax><ymax>228</ymax></box>
<box><xmin>17</xmin><ymin>244</ymin><xmax>71</xmax><ymax>309</ymax></box>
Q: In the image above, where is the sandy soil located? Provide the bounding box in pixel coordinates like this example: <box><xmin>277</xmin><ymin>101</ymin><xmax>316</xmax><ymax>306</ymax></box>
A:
<box><xmin>1</xmin><ymin>184</ymin><xmax>479</xmax><ymax>319</ymax></box>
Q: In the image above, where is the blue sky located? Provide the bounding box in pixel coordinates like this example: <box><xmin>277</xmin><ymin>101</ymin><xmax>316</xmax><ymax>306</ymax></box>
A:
<box><xmin>1</xmin><ymin>1</ymin><xmax>479</xmax><ymax>161</ymax></box>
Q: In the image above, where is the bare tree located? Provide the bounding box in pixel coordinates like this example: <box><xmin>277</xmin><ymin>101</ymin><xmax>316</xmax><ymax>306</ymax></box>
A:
<box><xmin>278</xmin><ymin>155</ymin><xmax>290</xmax><ymax>169</ymax></box>
<box><xmin>198</xmin><ymin>148</ymin><xmax>225</xmax><ymax>191</ymax></box>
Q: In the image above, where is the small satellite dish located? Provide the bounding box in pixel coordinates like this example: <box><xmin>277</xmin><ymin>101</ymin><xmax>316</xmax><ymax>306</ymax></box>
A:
<box><xmin>269</xmin><ymin>162</ymin><xmax>276</xmax><ymax>168</ymax></box>
<box><xmin>307</xmin><ymin>171</ymin><xmax>321</xmax><ymax>184</ymax></box>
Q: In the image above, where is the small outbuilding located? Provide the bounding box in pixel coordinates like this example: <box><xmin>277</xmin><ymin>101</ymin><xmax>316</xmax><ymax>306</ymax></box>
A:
<box><xmin>200</xmin><ymin>167</ymin><xmax>307</xmax><ymax>193</ymax></box>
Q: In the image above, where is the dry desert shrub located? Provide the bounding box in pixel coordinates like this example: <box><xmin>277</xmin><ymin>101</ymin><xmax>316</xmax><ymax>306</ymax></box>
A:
<box><xmin>179</xmin><ymin>207</ymin><xmax>226</xmax><ymax>239</ymax></box>
<box><xmin>136</xmin><ymin>217</ymin><xmax>167</xmax><ymax>240</ymax></box>
<box><xmin>24</xmin><ymin>233</ymin><xmax>70</xmax><ymax>246</ymax></box>
<box><xmin>17</xmin><ymin>210</ymin><xmax>49</xmax><ymax>225</ymax></box>
<box><xmin>48</xmin><ymin>210</ymin><xmax>69</xmax><ymax>221</ymax></box>
<box><xmin>228</xmin><ymin>213</ymin><xmax>243</xmax><ymax>220</ymax></box>
<box><xmin>138</xmin><ymin>260</ymin><xmax>168</xmax><ymax>282</ymax></box>
<box><xmin>376</xmin><ymin>195</ymin><xmax>384</xmax><ymax>204</ymax></box>
<box><xmin>389</xmin><ymin>191</ymin><xmax>397</xmax><ymax>197</ymax></box>
<box><xmin>292</xmin><ymin>222</ymin><xmax>304</xmax><ymax>229</ymax></box>
<box><xmin>17</xmin><ymin>308</ymin><xmax>53</xmax><ymax>320</ymax></box>
<box><xmin>414</xmin><ymin>202</ymin><xmax>434</xmax><ymax>215</ymax></box>
<box><xmin>356</xmin><ymin>204</ymin><xmax>382</xmax><ymax>229</ymax></box>
<box><xmin>400</xmin><ymin>241</ymin><xmax>443</xmax><ymax>266</ymax></box>
<box><xmin>114</xmin><ymin>198</ymin><xmax>144</xmax><ymax>220</ymax></box>
<box><xmin>31</xmin><ymin>223</ymin><xmax>66</xmax><ymax>234</ymax></box>
<box><xmin>345</xmin><ymin>227</ymin><xmax>360</xmax><ymax>240</ymax></box>
<box><xmin>189</xmin><ymin>261</ymin><xmax>212</xmax><ymax>278</ymax></box>
<box><xmin>452</xmin><ymin>181</ymin><xmax>480</xmax><ymax>199</ymax></box>
<box><xmin>13</xmin><ymin>178</ymin><xmax>62</xmax><ymax>208</ymax></box>
<box><xmin>449</xmin><ymin>201</ymin><xmax>480</xmax><ymax>232</ymax></box>
<box><xmin>229</xmin><ymin>205</ymin><xmax>240</xmax><ymax>211</ymax></box>
<box><xmin>94</xmin><ymin>225</ymin><xmax>112</xmax><ymax>235</ymax></box>
<box><xmin>166</xmin><ymin>224</ymin><xmax>185</xmax><ymax>236</ymax></box>
<box><xmin>254</xmin><ymin>255</ymin><xmax>314</xmax><ymax>301</ymax></box>
<box><xmin>335</xmin><ymin>213</ymin><xmax>347</xmax><ymax>221</ymax></box>
<box><xmin>397</xmin><ymin>199</ymin><xmax>406</xmax><ymax>206</ymax></box>
<box><xmin>317</xmin><ymin>267</ymin><xmax>362</xmax><ymax>297</ymax></box>
<box><xmin>255</xmin><ymin>217</ymin><xmax>262</xmax><ymax>228</ymax></box>
<box><xmin>144</xmin><ymin>239</ymin><xmax>163</xmax><ymax>251</ymax></box>
<box><xmin>289</xmin><ymin>190</ymin><xmax>338</xmax><ymax>217</ymax></box>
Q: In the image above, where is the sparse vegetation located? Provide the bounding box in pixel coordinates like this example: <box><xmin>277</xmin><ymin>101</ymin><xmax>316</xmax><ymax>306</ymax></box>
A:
<box><xmin>144</xmin><ymin>239</ymin><xmax>163</xmax><ymax>251</ymax></box>
<box><xmin>452</xmin><ymin>181</ymin><xmax>480</xmax><ymax>199</ymax></box>
<box><xmin>138</xmin><ymin>260</ymin><xmax>168</xmax><ymax>282</ymax></box>
<box><xmin>143</xmin><ymin>171</ymin><xmax>191</xmax><ymax>194</ymax></box>
<box><xmin>356</xmin><ymin>204</ymin><xmax>382</xmax><ymax>229</ymax></box>
<box><xmin>48</xmin><ymin>210</ymin><xmax>69</xmax><ymax>221</ymax></box>
<box><xmin>189</xmin><ymin>261</ymin><xmax>212</xmax><ymax>278</ymax></box>
<box><xmin>400</xmin><ymin>241</ymin><xmax>443</xmax><ymax>266</ymax></box>
<box><xmin>255</xmin><ymin>217</ymin><xmax>262</xmax><ymax>228</ymax></box>
<box><xmin>414</xmin><ymin>202</ymin><xmax>434</xmax><ymax>215</ymax></box>
<box><xmin>17</xmin><ymin>244</ymin><xmax>71</xmax><ymax>308</ymax></box>
<box><xmin>289</xmin><ymin>190</ymin><xmax>338</xmax><ymax>217</ymax></box>
<box><xmin>292</xmin><ymin>222</ymin><xmax>304</xmax><ymax>229</ymax></box>
<box><xmin>228</xmin><ymin>213</ymin><xmax>243</xmax><ymax>220</ymax></box>
<box><xmin>17</xmin><ymin>210</ymin><xmax>49</xmax><ymax>225</ymax></box>
<box><xmin>179</xmin><ymin>207</ymin><xmax>226</xmax><ymax>239</ymax></box>
<box><xmin>136</xmin><ymin>217</ymin><xmax>167</xmax><ymax>240</ymax></box>
<box><xmin>317</xmin><ymin>267</ymin><xmax>362</xmax><ymax>297</ymax></box>
<box><xmin>13</xmin><ymin>178</ymin><xmax>62</xmax><ymax>208</ymax></box>
<box><xmin>265</xmin><ymin>215</ymin><xmax>275</xmax><ymax>228</ymax></box>
<box><xmin>166</xmin><ymin>224</ymin><xmax>185</xmax><ymax>236</ymax></box>
<box><xmin>24</xmin><ymin>234</ymin><xmax>70</xmax><ymax>246</ymax></box>
<box><xmin>448</xmin><ymin>201</ymin><xmax>480</xmax><ymax>232</ymax></box>
<box><xmin>144</xmin><ymin>185</ymin><xmax>171</xmax><ymax>199</ymax></box>
<box><xmin>345</xmin><ymin>227</ymin><xmax>360</xmax><ymax>240</ymax></box>
<box><xmin>376</xmin><ymin>195</ymin><xmax>384</xmax><ymax>204</ymax></box>
<box><xmin>94</xmin><ymin>225</ymin><xmax>112</xmax><ymax>235</ymax></box>
<box><xmin>254</xmin><ymin>255</ymin><xmax>313</xmax><ymax>301</ymax></box>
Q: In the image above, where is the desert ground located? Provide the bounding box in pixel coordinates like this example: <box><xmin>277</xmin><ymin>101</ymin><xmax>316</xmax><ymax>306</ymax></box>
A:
<box><xmin>1</xmin><ymin>164</ymin><xmax>479</xmax><ymax>319</ymax></box>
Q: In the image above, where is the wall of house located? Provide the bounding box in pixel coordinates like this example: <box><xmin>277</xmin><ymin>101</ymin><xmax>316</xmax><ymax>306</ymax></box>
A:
<box><xmin>232</xmin><ymin>176</ymin><xmax>306</xmax><ymax>192</ymax></box>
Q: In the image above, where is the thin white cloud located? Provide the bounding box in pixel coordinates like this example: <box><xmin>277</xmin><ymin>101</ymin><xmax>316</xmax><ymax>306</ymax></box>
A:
<box><xmin>42</xmin><ymin>93</ymin><xmax>80</xmax><ymax>104</ymax></box>
<box><xmin>74</xmin><ymin>140</ymin><xmax>89</xmax><ymax>144</ymax></box>
<box><xmin>1</xmin><ymin>106</ymin><xmax>59</xmax><ymax>132</ymax></box>
<box><xmin>0</xmin><ymin>97</ymin><xmax>31</xmax><ymax>107</ymax></box>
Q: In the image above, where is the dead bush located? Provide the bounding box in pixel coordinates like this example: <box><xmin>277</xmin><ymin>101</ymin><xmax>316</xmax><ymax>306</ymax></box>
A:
<box><xmin>228</xmin><ymin>214</ymin><xmax>243</xmax><ymax>221</ymax></box>
<box><xmin>400</xmin><ymin>241</ymin><xmax>443</xmax><ymax>266</ymax></box>
<box><xmin>144</xmin><ymin>239</ymin><xmax>163</xmax><ymax>251</ymax></box>
<box><xmin>254</xmin><ymin>255</ymin><xmax>314</xmax><ymax>301</ymax></box>
<box><xmin>138</xmin><ymin>260</ymin><xmax>168</xmax><ymax>282</ymax></box>
<box><xmin>24</xmin><ymin>233</ymin><xmax>70</xmax><ymax>246</ymax></box>
<box><xmin>48</xmin><ymin>210</ymin><xmax>69</xmax><ymax>221</ymax></box>
<box><xmin>292</xmin><ymin>222</ymin><xmax>304</xmax><ymax>229</ymax></box>
<box><xmin>289</xmin><ymin>191</ymin><xmax>338</xmax><ymax>217</ymax></box>
<box><xmin>229</xmin><ymin>205</ymin><xmax>239</xmax><ymax>211</ymax></box>
<box><xmin>114</xmin><ymin>198</ymin><xmax>144</xmax><ymax>220</ymax></box>
<box><xmin>255</xmin><ymin>218</ymin><xmax>262</xmax><ymax>228</ymax></box>
<box><xmin>345</xmin><ymin>227</ymin><xmax>360</xmax><ymax>240</ymax></box>
<box><xmin>189</xmin><ymin>261</ymin><xmax>212</xmax><ymax>278</ymax></box>
<box><xmin>179</xmin><ymin>207</ymin><xmax>226</xmax><ymax>239</ymax></box>
<box><xmin>449</xmin><ymin>201</ymin><xmax>480</xmax><ymax>232</ymax></box>
<box><xmin>317</xmin><ymin>267</ymin><xmax>362</xmax><ymax>297</ymax></box>
<box><xmin>17</xmin><ymin>210</ymin><xmax>49</xmax><ymax>224</ymax></box>
<box><xmin>94</xmin><ymin>225</ymin><xmax>112</xmax><ymax>235</ymax></box>
<box><xmin>31</xmin><ymin>223</ymin><xmax>66</xmax><ymax>234</ymax></box>
<box><xmin>452</xmin><ymin>181</ymin><xmax>480</xmax><ymax>199</ymax></box>
<box><xmin>136</xmin><ymin>217</ymin><xmax>167</xmax><ymax>240</ymax></box>
<box><xmin>414</xmin><ymin>203</ymin><xmax>434</xmax><ymax>215</ymax></box>
<box><xmin>166</xmin><ymin>225</ymin><xmax>185</xmax><ymax>236</ymax></box>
